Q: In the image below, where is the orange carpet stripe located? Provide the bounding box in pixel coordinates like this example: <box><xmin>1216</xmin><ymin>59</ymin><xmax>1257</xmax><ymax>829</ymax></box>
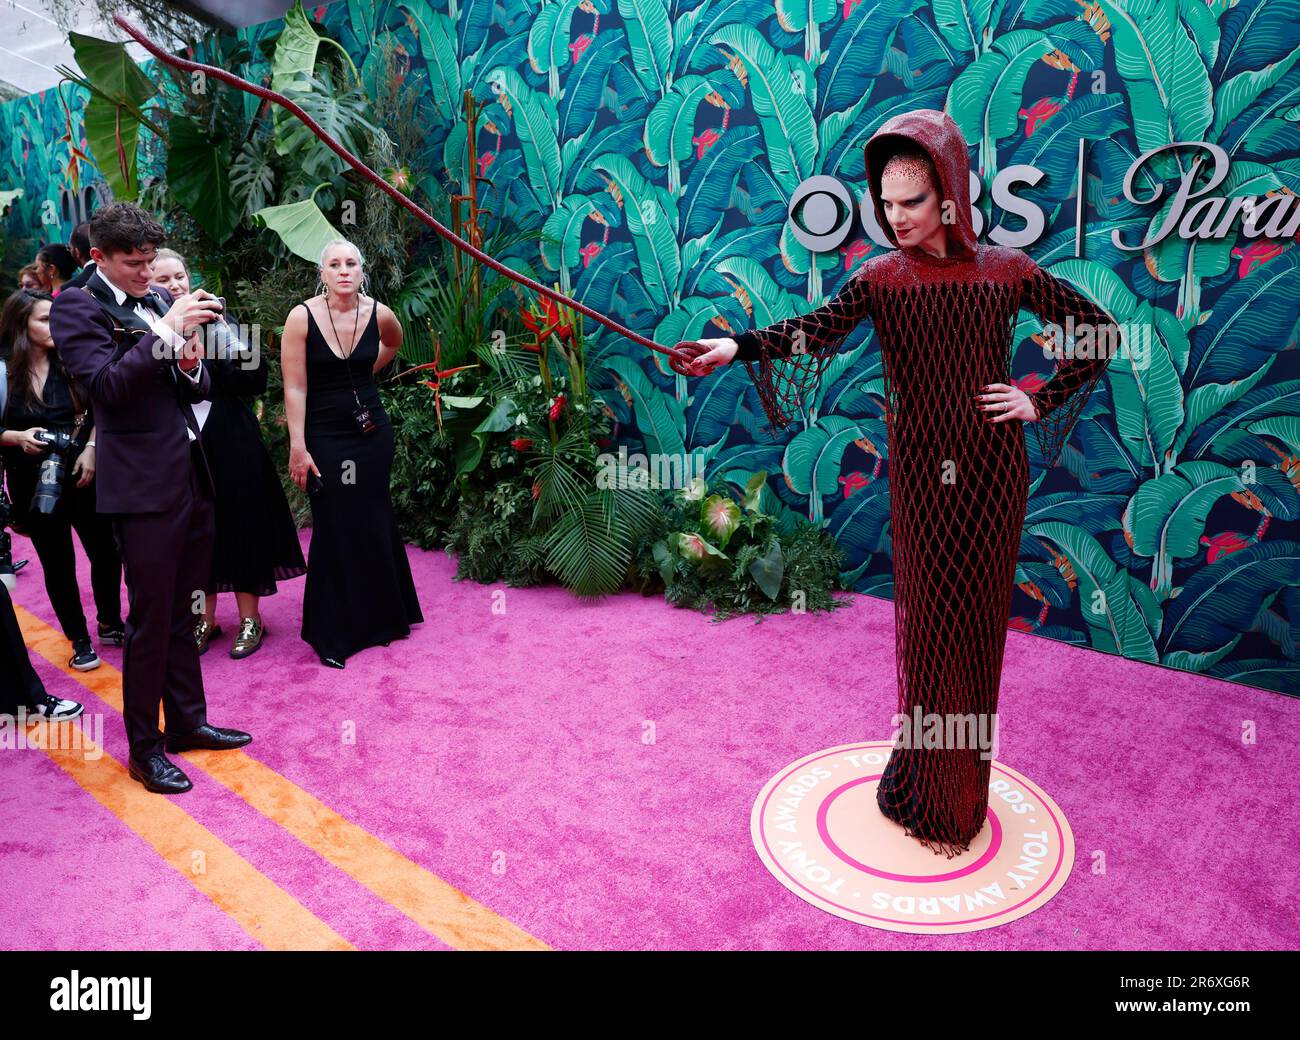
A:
<box><xmin>25</xmin><ymin>730</ymin><xmax>353</xmax><ymax>951</ymax></box>
<box><xmin>16</xmin><ymin>604</ymin><xmax>550</xmax><ymax>952</ymax></box>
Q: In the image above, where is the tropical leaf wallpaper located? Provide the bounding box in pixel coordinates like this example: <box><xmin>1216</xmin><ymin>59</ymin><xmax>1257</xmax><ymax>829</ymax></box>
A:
<box><xmin>2</xmin><ymin>0</ymin><xmax>1299</xmax><ymax>695</ymax></box>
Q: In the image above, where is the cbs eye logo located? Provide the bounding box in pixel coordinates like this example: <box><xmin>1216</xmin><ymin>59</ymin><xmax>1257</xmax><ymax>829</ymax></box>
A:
<box><xmin>786</xmin><ymin>167</ymin><xmax>1052</xmax><ymax>252</ymax></box>
<box><xmin>787</xmin><ymin>176</ymin><xmax>862</xmax><ymax>251</ymax></box>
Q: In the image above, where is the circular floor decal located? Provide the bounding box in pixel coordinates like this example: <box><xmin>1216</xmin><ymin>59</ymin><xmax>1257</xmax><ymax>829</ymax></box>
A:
<box><xmin>751</xmin><ymin>741</ymin><xmax>1074</xmax><ymax>933</ymax></box>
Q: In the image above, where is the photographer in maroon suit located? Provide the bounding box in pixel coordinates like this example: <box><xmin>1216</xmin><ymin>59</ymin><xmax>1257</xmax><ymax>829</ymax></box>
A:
<box><xmin>49</xmin><ymin>203</ymin><xmax>251</xmax><ymax>793</ymax></box>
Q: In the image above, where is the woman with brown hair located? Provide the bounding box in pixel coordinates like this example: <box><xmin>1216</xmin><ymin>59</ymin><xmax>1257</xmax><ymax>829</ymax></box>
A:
<box><xmin>0</xmin><ymin>289</ymin><xmax>124</xmax><ymax>670</ymax></box>
<box><xmin>16</xmin><ymin>265</ymin><xmax>42</xmax><ymax>292</ymax></box>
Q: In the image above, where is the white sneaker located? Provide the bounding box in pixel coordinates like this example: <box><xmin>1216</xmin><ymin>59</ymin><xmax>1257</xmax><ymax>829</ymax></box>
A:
<box><xmin>27</xmin><ymin>693</ymin><xmax>85</xmax><ymax>722</ymax></box>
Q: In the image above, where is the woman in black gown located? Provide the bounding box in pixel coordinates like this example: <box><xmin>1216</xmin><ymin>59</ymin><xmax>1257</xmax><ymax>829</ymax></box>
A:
<box><xmin>148</xmin><ymin>250</ymin><xmax>306</xmax><ymax>659</ymax></box>
<box><xmin>281</xmin><ymin>238</ymin><xmax>422</xmax><ymax>668</ymax></box>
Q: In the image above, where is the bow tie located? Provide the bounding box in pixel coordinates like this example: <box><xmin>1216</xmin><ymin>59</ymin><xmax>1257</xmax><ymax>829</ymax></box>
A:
<box><xmin>126</xmin><ymin>289</ymin><xmax>160</xmax><ymax>310</ymax></box>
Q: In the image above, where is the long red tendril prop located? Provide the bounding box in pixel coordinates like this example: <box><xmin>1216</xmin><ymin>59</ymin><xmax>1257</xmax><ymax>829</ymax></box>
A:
<box><xmin>111</xmin><ymin>14</ymin><xmax>695</xmax><ymax>370</ymax></box>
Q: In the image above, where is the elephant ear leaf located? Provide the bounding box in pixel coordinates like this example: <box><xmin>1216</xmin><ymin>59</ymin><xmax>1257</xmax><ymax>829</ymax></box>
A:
<box><xmin>167</xmin><ymin>117</ymin><xmax>239</xmax><ymax>243</ymax></box>
<box><xmin>251</xmin><ymin>197</ymin><xmax>343</xmax><ymax>263</ymax></box>
<box><xmin>61</xmin><ymin>31</ymin><xmax>159</xmax><ymax>199</ymax></box>
<box><xmin>749</xmin><ymin>538</ymin><xmax>785</xmax><ymax>600</ymax></box>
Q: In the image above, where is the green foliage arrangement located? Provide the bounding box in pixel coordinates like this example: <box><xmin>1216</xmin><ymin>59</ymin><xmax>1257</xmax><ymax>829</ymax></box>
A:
<box><xmin>632</xmin><ymin>472</ymin><xmax>851</xmax><ymax>620</ymax></box>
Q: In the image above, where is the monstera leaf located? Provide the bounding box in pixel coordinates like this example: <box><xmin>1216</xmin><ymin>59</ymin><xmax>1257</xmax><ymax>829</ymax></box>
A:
<box><xmin>271</xmin><ymin>1</ymin><xmax>359</xmax><ymax>156</ymax></box>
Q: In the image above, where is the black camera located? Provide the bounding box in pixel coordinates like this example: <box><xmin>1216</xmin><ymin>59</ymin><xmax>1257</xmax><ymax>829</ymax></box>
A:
<box><xmin>30</xmin><ymin>428</ymin><xmax>78</xmax><ymax>516</ymax></box>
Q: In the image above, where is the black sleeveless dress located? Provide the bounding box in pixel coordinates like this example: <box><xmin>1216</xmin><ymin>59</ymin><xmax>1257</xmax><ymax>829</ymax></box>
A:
<box><xmin>199</xmin><ymin>310</ymin><xmax>306</xmax><ymax>597</ymax></box>
<box><xmin>300</xmin><ymin>299</ymin><xmax>423</xmax><ymax>662</ymax></box>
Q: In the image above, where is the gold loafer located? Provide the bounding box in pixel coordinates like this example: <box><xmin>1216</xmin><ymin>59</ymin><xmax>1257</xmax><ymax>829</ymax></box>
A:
<box><xmin>231</xmin><ymin>616</ymin><xmax>267</xmax><ymax>659</ymax></box>
<box><xmin>194</xmin><ymin>618</ymin><xmax>223</xmax><ymax>655</ymax></box>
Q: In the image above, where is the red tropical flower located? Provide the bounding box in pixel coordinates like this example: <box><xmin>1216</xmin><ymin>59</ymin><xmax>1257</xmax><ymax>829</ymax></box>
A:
<box><xmin>521</xmin><ymin>296</ymin><xmax>574</xmax><ymax>345</ymax></box>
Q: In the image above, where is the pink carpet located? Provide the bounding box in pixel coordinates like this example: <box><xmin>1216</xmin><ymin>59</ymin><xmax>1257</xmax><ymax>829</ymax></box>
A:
<box><xmin>2</xmin><ymin>529</ymin><xmax>1296</xmax><ymax>950</ymax></box>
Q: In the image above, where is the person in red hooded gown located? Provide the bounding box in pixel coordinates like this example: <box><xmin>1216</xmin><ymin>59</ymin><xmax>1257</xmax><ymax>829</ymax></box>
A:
<box><xmin>675</xmin><ymin>109</ymin><xmax>1123</xmax><ymax>857</ymax></box>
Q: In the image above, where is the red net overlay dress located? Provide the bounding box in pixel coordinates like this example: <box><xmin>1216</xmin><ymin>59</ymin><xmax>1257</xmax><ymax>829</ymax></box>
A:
<box><xmin>731</xmin><ymin>110</ymin><xmax>1123</xmax><ymax>857</ymax></box>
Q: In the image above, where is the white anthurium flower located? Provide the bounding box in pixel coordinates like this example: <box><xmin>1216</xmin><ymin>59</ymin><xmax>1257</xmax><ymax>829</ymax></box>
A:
<box><xmin>682</xmin><ymin>476</ymin><xmax>707</xmax><ymax>502</ymax></box>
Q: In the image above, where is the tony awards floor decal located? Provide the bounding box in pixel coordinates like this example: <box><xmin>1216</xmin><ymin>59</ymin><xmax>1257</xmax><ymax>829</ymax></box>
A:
<box><xmin>751</xmin><ymin>742</ymin><xmax>1075</xmax><ymax>933</ymax></box>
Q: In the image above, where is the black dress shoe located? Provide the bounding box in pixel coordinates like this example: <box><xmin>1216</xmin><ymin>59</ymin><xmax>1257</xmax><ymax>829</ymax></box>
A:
<box><xmin>164</xmin><ymin>723</ymin><xmax>252</xmax><ymax>753</ymax></box>
<box><xmin>128</xmin><ymin>752</ymin><xmax>192</xmax><ymax>794</ymax></box>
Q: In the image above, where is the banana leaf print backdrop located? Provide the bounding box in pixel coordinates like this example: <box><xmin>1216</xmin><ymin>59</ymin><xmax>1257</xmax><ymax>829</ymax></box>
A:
<box><xmin>2</xmin><ymin>0</ymin><xmax>1299</xmax><ymax>696</ymax></box>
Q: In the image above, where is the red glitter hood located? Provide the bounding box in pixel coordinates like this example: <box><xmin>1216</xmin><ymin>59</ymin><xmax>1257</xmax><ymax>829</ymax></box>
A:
<box><xmin>864</xmin><ymin>109</ymin><xmax>978</xmax><ymax>257</ymax></box>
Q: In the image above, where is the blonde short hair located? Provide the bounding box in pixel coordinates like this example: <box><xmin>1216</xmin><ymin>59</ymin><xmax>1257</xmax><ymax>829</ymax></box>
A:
<box><xmin>318</xmin><ymin>237</ymin><xmax>365</xmax><ymax>270</ymax></box>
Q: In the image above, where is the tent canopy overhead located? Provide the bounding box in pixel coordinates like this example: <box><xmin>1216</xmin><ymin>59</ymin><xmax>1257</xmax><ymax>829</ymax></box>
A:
<box><xmin>0</xmin><ymin>1</ymin><xmax>298</xmax><ymax>100</ymax></box>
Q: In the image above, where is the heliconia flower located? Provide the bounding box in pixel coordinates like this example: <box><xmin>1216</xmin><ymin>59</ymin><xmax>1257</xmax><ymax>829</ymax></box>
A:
<box><xmin>531</xmin><ymin>480</ymin><xmax>542</xmax><ymax>499</ymax></box>
<box><xmin>541</xmin><ymin>301</ymin><xmax>573</xmax><ymax>344</ymax></box>
<box><xmin>523</xmin><ymin>297</ymin><xmax>573</xmax><ymax>344</ymax></box>
<box><xmin>1232</xmin><ymin>240</ymin><xmax>1283</xmax><ymax>278</ymax></box>
<box><xmin>1015</xmin><ymin>373</ymin><xmax>1049</xmax><ymax>397</ymax></box>
<box><xmin>511</xmin><ymin>437</ymin><xmax>533</xmax><ymax>451</ymax></box>
<box><xmin>1019</xmin><ymin>97</ymin><xmax>1062</xmax><ymax>137</ymax></box>
<box><xmin>1200</xmin><ymin>530</ymin><xmax>1250</xmax><ymax>564</ymax></box>
<box><xmin>549</xmin><ymin>394</ymin><xmax>566</xmax><ymax>421</ymax></box>
<box><xmin>521</xmin><ymin>307</ymin><xmax>545</xmax><ymax>334</ymax></box>
<box><xmin>839</xmin><ymin>471</ymin><xmax>870</xmax><ymax>498</ymax></box>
